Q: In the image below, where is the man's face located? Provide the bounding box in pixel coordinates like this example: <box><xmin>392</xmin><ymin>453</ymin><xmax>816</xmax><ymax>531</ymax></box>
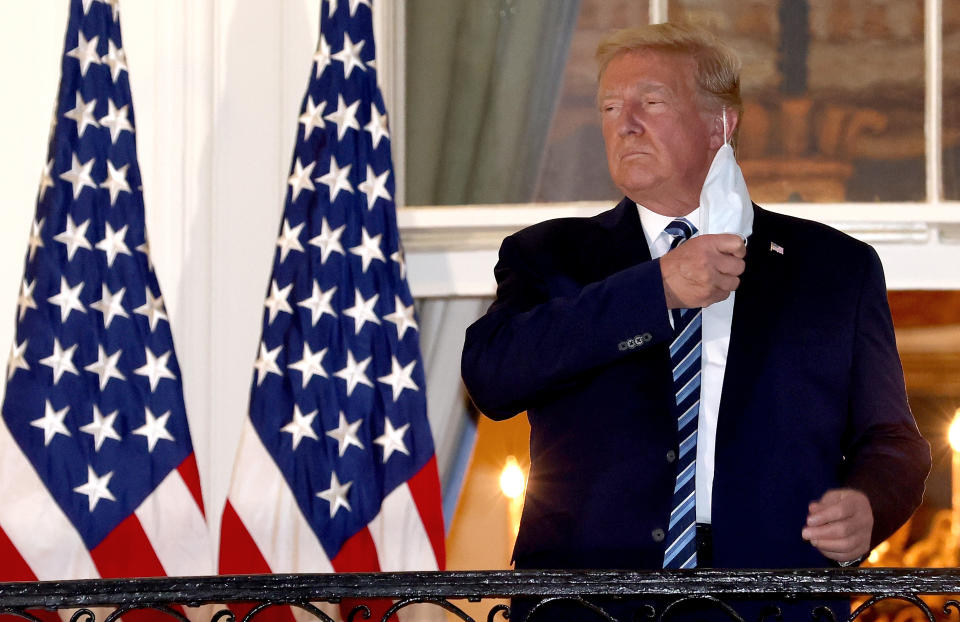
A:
<box><xmin>599</xmin><ymin>50</ymin><xmax>722</xmax><ymax>216</ymax></box>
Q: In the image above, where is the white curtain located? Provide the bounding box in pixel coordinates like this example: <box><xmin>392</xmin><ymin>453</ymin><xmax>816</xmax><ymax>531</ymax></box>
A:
<box><xmin>407</xmin><ymin>0</ymin><xmax>581</xmax><ymax>525</ymax></box>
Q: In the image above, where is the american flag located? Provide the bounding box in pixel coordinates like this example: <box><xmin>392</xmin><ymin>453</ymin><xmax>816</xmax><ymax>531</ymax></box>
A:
<box><xmin>0</xmin><ymin>0</ymin><xmax>212</xmax><ymax>586</ymax></box>
<box><xmin>218</xmin><ymin>1</ymin><xmax>445</xmax><ymax>620</ymax></box>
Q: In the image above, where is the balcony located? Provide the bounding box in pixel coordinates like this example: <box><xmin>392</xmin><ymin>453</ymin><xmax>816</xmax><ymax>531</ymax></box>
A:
<box><xmin>2</xmin><ymin>569</ymin><xmax>960</xmax><ymax>622</ymax></box>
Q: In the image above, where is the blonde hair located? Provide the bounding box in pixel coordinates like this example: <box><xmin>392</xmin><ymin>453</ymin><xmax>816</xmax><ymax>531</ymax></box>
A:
<box><xmin>596</xmin><ymin>22</ymin><xmax>743</xmax><ymax>136</ymax></box>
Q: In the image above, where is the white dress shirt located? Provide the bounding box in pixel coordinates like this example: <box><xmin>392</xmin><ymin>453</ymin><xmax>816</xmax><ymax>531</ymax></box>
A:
<box><xmin>637</xmin><ymin>204</ymin><xmax>735</xmax><ymax>524</ymax></box>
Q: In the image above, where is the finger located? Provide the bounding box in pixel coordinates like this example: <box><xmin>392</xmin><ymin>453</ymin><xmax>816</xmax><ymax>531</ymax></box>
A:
<box><xmin>807</xmin><ymin>491</ymin><xmax>851</xmax><ymax>524</ymax></box>
<box><xmin>714</xmin><ymin>275</ymin><xmax>740</xmax><ymax>293</ymax></box>
<box><xmin>711</xmin><ymin>234</ymin><xmax>747</xmax><ymax>255</ymax></box>
<box><xmin>728</xmin><ymin>238</ymin><xmax>747</xmax><ymax>258</ymax></box>
<box><xmin>714</xmin><ymin>255</ymin><xmax>745</xmax><ymax>277</ymax></box>
<box><xmin>809</xmin><ymin>537</ymin><xmax>863</xmax><ymax>558</ymax></box>
<box><xmin>812</xmin><ymin>546</ymin><xmax>852</xmax><ymax>562</ymax></box>
<box><xmin>806</xmin><ymin>502</ymin><xmax>852</xmax><ymax>527</ymax></box>
<box><xmin>802</xmin><ymin>520</ymin><xmax>855</xmax><ymax>542</ymax></box>
<box><xmin>817</xmin><ymin>489</ymin><xmax>845</xmax><ymax>506</ymax></box>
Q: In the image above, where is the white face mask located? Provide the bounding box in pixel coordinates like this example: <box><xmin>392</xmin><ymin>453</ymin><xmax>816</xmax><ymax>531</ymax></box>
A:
<box><xmin>699</xmin><ymin>110</ymin><xmax>750</xmax><ymax>340</ymax></box>
<box><xmin>700</xmin><ymin>109</ymin><xmax>753</xmax><ymax>242</ymax></box>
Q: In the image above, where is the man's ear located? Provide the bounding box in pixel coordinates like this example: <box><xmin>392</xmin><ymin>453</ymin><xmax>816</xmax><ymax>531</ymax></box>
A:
<box><xmin>715</xmin><ymin>108</ymin><xmax>739</xmax><ymax>147</ymax></box>
<box><xmin>708</xmin><ymin>108</ymin><xmax>739</xmax><ymax>149</ymax></box>
<box><xmin>707</xmin><ymin>111</ymin><xmax>726</xmax><ymax>150</ymax></box>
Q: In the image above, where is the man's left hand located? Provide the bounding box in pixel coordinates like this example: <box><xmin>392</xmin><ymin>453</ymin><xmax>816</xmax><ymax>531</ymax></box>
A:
<box><xmin>801</xmin><ymin>488</ymin><xmax>873</xmax><ymax>562</ymax></box>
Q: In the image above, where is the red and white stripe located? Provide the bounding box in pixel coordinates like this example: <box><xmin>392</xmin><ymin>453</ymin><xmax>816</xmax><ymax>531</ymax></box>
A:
<box><xmin>220</xmin><ymin>419</ymin><xmax>446</xmax><ymax>622</ymax></box>
<box><xmin>0</xmin><ymin>418</ymin><xmax>213</xmax><ymax>581</ymax></box>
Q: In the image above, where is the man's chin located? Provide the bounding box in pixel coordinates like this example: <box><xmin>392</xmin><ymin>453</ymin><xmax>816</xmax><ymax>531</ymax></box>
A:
<box><xmin>614</xmin><ymin>175</ymin><xmax>661</xmax><ymax>199</ymax></box>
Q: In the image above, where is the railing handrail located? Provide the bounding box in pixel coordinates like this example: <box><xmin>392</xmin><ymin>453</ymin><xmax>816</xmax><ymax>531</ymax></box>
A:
<box><xmin>1</xmin><ymin>569</ymin><xmax>959</xmax><ymax>608</ymax></box>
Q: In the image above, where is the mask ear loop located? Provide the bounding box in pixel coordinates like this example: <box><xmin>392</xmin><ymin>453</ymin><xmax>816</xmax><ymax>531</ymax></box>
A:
<box><xmin>722</xmin><ymin>106</ymin><xmax>730</xmax><ymax>147</ymax></box>
<box><xmin>720</xmin><ymin>105</ymin><xmax>747</xmax><ymax>246</ymax></box>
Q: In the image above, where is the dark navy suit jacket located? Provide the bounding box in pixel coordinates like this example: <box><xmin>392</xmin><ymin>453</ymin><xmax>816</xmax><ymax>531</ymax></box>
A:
<box><xmin>462</xmin><ymin>199</ymin><xmax>930</xmax><ymax>574</ymax></box>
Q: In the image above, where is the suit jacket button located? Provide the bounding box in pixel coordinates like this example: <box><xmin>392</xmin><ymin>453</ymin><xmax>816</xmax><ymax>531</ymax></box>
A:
<box><xmin>652</xmin><ymin>528</ymin><xmax>665</xmax><ymax>542</ymax></box>
<box><xmin>641</xmin><ymin>333</ymin><xmax>652</xmax><ymax>343</ymax></box>
<box><xmin>666</xmin><ymin>450</ymin><xmax>676</xmax><ymax>463</ymax></box>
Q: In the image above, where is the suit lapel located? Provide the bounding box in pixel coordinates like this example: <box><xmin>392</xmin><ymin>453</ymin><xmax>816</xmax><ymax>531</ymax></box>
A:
<box><xmin>600</xmin><ymin>198</ymin><xmax>652</xmax><ymax>272</ymax></box>
<box><xmin>716</xmin><ymin>206</ymin><xmax>789</xmax><ymax>441</ymax></box>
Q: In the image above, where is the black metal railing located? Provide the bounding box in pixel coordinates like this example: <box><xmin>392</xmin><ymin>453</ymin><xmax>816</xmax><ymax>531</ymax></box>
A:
<box><xmin>1</xmin><ymin>569</ymin><xmax>960</xmax><ymax>622</ymax></box>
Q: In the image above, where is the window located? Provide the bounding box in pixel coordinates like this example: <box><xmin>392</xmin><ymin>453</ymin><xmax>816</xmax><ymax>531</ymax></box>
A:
<box><xmin>394</xmin><ymin>0</ymin><xmax>960</xmax><ymax>294</ymax></box>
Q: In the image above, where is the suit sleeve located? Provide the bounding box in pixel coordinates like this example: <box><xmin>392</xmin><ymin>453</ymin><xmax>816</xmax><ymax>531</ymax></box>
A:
<box><xmin>461</xmin><ymin>231</ymin><xmax>674</xmax><ymax>420</ymax></box>
<box><xmin>841</xmin><ymin>245</ymin><xmax>931</xmax><ymax>547</ymax></box>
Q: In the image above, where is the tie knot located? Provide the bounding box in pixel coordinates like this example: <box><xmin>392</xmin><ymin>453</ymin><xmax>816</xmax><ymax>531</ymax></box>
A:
<box><xmin>665</xmin><ymin>218</ymin><xmax>697</xmax><ymax>248</ymax></box>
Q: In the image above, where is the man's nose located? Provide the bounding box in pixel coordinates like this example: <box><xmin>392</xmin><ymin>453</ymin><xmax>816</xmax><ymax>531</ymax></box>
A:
<box><xmin>618</xmin><ymin>103</ymin><xmax>645</xmax><ymax>136</ymax></box>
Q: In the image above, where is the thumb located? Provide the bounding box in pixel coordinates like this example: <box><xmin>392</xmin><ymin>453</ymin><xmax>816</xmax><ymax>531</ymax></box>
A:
<box><xmin>714</xmin><ymin>233</ymin><xmax>747</xmax><ymax>256</ymax></box>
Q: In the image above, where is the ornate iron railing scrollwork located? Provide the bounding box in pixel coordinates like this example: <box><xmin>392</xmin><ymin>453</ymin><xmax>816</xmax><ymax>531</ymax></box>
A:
<box><xmin>69</xmin><ymin>608</ymin><xmax>97</xmax><ymax>622</ymax></box>
<box><xmin>524</xmin><ymin>595</ymin><xmax>621</xmax><ymax>621</ymax></box>
<box><xmin>380</xmin><ymin>597</ymin><xmax>478</xmax><ymax>622</ymax></box>
<box><xmin>210</xmin><ymin>607</ymin><xmax>235</xmax><ymax>622</ymax></box>
<box><xmin>241</xmin><ymin>600</ymin><xmax>339</xmax><ymax>622</ymax></box>
<box><xmin>102</xmin><ymin>604</ymin><xmax>191</xmax><ymax>622</ymax></box>
<box><xmin>0</xmin><ymin>569</ymin><xmax>959</xmax><ymax>622</ymax></box>
<box><xmin>344</xmin><ymin>603</ymin><xmax>370</xmax><ymax>622</ymax></box>
<box><xmin>846</xmin><ymin>594</ymin><xmax>937</xmax><ymax>622</ymax></box>
<box><xmin>0</xmin><ymin>608</ymin><xmax>45</xmax><ymax>622</ymax></box>
<box><xmin>657</xmin><ymin>594</ymin><xmax>749</xmax><ymax>622</ymax></box>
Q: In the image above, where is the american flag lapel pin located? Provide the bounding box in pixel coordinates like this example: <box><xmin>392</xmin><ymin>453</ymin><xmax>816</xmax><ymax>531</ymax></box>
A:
<box><xmin>770</xmin><ymin>241</ymin><xmax>784</xmax><ymax>255</ymax></box>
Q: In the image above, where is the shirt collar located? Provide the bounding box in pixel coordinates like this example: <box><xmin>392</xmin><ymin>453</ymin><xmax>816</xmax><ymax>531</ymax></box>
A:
<box><xmin>635</xmin><ymin>202</ymin><xmax>701</xmax><ymax>249</ymax></box>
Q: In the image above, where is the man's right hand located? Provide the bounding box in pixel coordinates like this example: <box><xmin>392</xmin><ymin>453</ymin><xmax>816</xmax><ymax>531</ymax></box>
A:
<box><xmin>660</xmin><ymin>234</ymin><xmax>746</xmax><ymax>309</ymax></box>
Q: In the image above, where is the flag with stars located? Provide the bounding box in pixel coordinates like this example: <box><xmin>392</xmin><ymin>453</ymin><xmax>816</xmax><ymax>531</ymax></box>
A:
<box><xmin>219</xmin><ymin>1</ymin><xmax>445</xmax><ymax>620</ymax></box>
<box><xmin>0</xmin><ymin>0</ymin><xmax>212</xmax><ymax>584</ymax></box>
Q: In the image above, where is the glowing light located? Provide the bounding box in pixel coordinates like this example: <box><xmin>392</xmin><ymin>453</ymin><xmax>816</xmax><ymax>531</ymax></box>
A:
<box><xmin>949</xmin><ymin>409</ymin><xmax>960</xmax><ymax>452</ymax></box>
<box><xmin>500</xmin><ymin>455</ymin><xmax>526</xmax><ymax>500</ymax></box>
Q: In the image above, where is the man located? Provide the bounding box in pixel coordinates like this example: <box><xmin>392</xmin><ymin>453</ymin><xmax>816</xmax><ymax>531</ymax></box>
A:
<box><xmin>461</xmin><ymin>22</ymin><xmax>930</xmax><ymax>621</ymax></box>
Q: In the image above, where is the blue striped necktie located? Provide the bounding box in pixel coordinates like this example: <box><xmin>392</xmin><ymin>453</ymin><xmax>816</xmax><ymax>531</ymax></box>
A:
<box><xmin>661</xmin><ymin>218</ymin><xmax>701</xmax><ymax>569</ymax></box>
